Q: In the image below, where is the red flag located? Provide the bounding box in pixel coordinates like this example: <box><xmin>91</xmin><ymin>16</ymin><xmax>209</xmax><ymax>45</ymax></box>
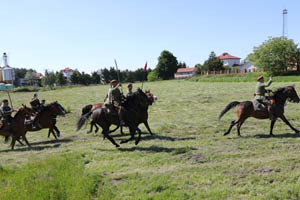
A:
<box><xmin>144</xmin><ymin>62</ymin><xmax>147</xmax><ymax>71</ymax></box>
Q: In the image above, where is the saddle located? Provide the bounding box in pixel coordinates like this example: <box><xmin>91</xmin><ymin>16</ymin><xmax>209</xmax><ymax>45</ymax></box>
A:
<box><xmin>252</xmin><ymin>97</ymin><xmax>275</xmax><ymax>111</ymax></box>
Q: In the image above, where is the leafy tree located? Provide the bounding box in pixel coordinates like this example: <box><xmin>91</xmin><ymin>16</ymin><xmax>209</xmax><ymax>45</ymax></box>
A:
<box><xmin>42</xmin><ymin>70</ymin><xmax>56</xmax><ymax>87</ymax></box>
<box><xmin>91</xmin><ymin>72</ymin><xmax>101</xmax><ymax>84</ymax></box>
<box><xmin>147</xmin><ymin>70</ymin><xmax>159</xmax><ymax>82</ymax></box>
<box><xmin>56</xmin><ymin>72</ymin><xmax>67</xmax><ymax>86</ymax></box>
<box><xmin>155</xmin><ymin>50</ymin><xmax>179</xmax><ymax>80</ymax></box>
<box><xmin>102</xmin><ymin>68</ymin><xmax>110</xmax><ymax>84</ymax></box>
<box><xmin>202</xmin><ymin>51</ymin><xmax>224</xmax><ymax>71</ymax></box>
<box><xmin>248</xmin><ymin>37</ymin><xmax>300</xmax><ymax>74</ymax></box>
<box><xmin>178</xmin><ymin>62</ymin><xmax>187</xmax><ymax>68</ymax></box>
<box><xmin>79</xmin><ymin>72</ymin><xmax>92</xmax><ymax>85</ymax></box>
<box><xmin>194</xmin><ymin>63</ymin><xmax>203</xmax><ymax>74</ymax></box>
<box><xmin>70</xmin><ymin>70</ymin><xmax>81</xmax><ymax>84</ymax></box>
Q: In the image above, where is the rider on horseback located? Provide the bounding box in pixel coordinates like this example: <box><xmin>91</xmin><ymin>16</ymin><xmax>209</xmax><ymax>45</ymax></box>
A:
<box><xmin>127</xmin><ymin>83</ymin><xmax>133</xmax><ymax>97</ymax></box>
<box><xmin>30</xmin><ymin>93</ymin><xmax>44</xmax><ymax>129</ymax></box>
<box><xmin>104</xmin><ymin>80</ymin><xmax>125</xmax><ymax>125</ymax></box>
<box><xmin>254</xmin><ymin>75</ymin><xmax>275</xmax><ymax>120</ymax></box>
<box><xmin>0</xmin><ymin>99</ymin><xmax>15</xmax><ymax>138</ymax></box>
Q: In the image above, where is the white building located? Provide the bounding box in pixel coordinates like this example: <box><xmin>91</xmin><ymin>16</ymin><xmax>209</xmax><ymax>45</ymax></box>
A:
<box><xmin>218</xmin><ymin>53</ymin><xmax>240</xmax><ymax>68</ymax></box>
<box><xmin>175</xmin><ymin>68</ymin><xmax>197</xmax><ymax>79</ymax></box>
<box><xmin>60</xmin><ymin>68</ymin><xmax>74</xmax><ymax>81</ymax></box>
<box><xmin>240</xmin><ymin>62</ymin><xmax>257</xmax><ymax>72</ymax></box>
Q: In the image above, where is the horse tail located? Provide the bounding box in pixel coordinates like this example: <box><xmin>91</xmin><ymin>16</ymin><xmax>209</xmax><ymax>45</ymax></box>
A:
<box><xmin>82</xmin><ymin>104</ymin><xmax>93</xmax><ymax>116</ymax></box>
<box><xmin>77</xmin><ymin>111</ymin><xmax>93</xmax><ymax>131</ymax></box>
<box><xmin>218</xmin><ymin>101</ymin><xmax>240</xmax><ymax>120</ymax></box>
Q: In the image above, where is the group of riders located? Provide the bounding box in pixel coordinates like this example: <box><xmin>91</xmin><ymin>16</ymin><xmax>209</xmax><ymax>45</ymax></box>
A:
<box><xmin>0</xmin><ymin>73</ymin><xmax>277</xmax><ymax>144</ymax></box>
<box><xmin>0</xmin><ymin>93</ymin><xmax>46</xmax><ymax>140</ymax></box>
<box><xmin>104</xmin><ymin>80</ymin><xmax>134</xmax><ymax>126</ymax></box>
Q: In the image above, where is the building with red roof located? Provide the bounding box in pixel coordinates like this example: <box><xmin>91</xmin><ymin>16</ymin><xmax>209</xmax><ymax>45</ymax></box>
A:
<box><xmin>218</xmin><ymin>53</ymin><xmax>241</xmax><ymax>68</ymax></box>
<box><xmin>60</xmin><ymin>68</ymin><xmax>74</xmax><ymax>81</ymax></box>
<box><xmin>175</xmin><ymin>67</ymin><xmax>196</xmax><ymax>79</ymax></box>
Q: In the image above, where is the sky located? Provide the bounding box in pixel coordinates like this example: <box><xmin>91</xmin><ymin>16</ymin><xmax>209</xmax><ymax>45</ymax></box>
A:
<box><xmin>0</xmin><ymin>0</ymin><xmax>299</xmax><ymax>74</ymax></box>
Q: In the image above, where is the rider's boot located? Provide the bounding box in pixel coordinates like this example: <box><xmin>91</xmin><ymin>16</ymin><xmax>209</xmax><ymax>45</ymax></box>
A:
<box><xmin>32</xmin><ymin>116</ymin><xmax>41</xmax><ymax>129</ymax></box>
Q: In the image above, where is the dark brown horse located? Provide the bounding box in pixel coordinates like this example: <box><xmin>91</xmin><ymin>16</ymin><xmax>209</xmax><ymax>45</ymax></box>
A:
<box><xmin>24</xmin><ymin>101</ymin><xmax>66</xmax><ymax>140</ymax></box>
<box><xmin>81</xmin><ymin>90</ymin><xmax>156</xmax><ymax>135</ymax></box>
<box><xmin>219</xmin><ymin>85</ymin><xmax>300</xmax><ymax>136</ymax></box>
<box><xmin>0</xmin><ymin>105</ymin><xmax>33</xmax><ymax>149</ymax></box>
<box><xmin>77</xmin><ymin>89</ymin><xmax>154</xmax><ymax>147</ymax></box>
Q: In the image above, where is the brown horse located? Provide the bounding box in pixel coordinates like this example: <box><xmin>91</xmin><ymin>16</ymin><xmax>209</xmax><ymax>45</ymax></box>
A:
<box><xmin>219</xmin><ymin>85</ymin><xmax>300</xmax><ymax>136</ymax></box>
<box><xmin>24</xmin><ymin>101</ymin><xmax>66</xmax><ymax>140</ymax></box>
<box><xmin>0</xmin><ymin>105</ymin><xmax>33</xmax><ymax>149</ymax></box>
<box><xmin>77</xmin><ymin>89</ymin><xmax>154</xmax><ymax>147</ymax></box>
<box><xmin>81</xmin><ymin>90</ymin><xmax>156</xmax><ymax>135</ymax></box>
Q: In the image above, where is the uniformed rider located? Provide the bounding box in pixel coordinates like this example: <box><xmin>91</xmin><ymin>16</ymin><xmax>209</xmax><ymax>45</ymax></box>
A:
<box><xmin>0</xmin><ymin>99</ymin><xmax>15</xmax><ymax>138</ymax></box>
<box><xmin>254</xmin><ymin>75</ymin><xmax>275</xmax><ymax>120</ymax></box>
<box><xmin>30</xmin><ymin>93</ymin><xmax>43</xmax><ymax>129</ymax></box>
<box><xmin>126</xmin><ymin>83</ymin><xmax>133</xmax><ymax>97</ymax></box>
<box><xmin>104</xmin><ymin>80</ymin><xmax>125</xmax><ymax>125</ymax></box>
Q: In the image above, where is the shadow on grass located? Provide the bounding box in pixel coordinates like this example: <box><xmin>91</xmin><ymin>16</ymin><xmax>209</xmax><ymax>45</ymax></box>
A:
<box><xmin>0</xmin><ymin>143</ymin><xmax>61</xmax><ymax>153</ymax></box>
<box><xmin>116</xmin><ymin>145</ymin><xmax>197</xmax><ymax>153</ymax></box>
<box><xmin>252</xmin><ymin>132</ymin><xmax>300</xmax><ymax>138</ymax></box>
<box><xmin>111</xmin><ymin>132</ymin><xmax>196</xmax><ymax>142</ymax></box>
<box><xmin>29</xmin><ymin>138</ymin><xmax>73</xmax><ymax>146</ymax></box>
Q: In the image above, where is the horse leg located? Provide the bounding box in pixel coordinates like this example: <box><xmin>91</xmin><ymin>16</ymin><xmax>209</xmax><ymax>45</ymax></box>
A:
<box><xmin>102</xmin><ymin>129</ymin><xmax>120</xmax><ymax>148</ymax></box>
<box><xmin>269</xmin><ymin>119</ymin><xmax>277</xmax><ymax>136</ymax></box>
<box><xmin>48</xmin><ymin>129</ymin><xmax>51</xmax><ymax>138</ymax></box>
<box><xmin>120</xmin><ymin>126</ymin><xmax>135</xmax><ymax>144</ymax></box>
<box><xmin>120</xmin><ymin>126</ymin><xmax>124</xmax><ymax>135</ymax></box>
<box><xmin>237</xmin><ymin>119</ymin><xmax>246</xmax><ymax>136</ymax></box>
<box><xmin>135</xmin><ymin>127</ymin><xmax>142</xmax><ymax>145</ymax></box>
<box><xmin>87</xmin><ymin>122</ymin><xmax>94</xmax><ymax>134</ymax></box>
<box><xmin>94</xmin><ymin>123</ymin><xmax>99</xmax><ymax>133</ymax></box>
<box><xmin>10</xmin><ymin>137</ymin><xmax>16</xmax><ymax>150</ymax></box>
<box><xmin>23</xmin><ymin>135</ymin><xmax>31</xmax><ymax>148</ymax></box>
<box><xmin>224</xmin><ymin>120</ymin><xmax>239</xmax><ymax>136</ymax></box>
<box><xmin>53</xmin><ymin>125</ymin><xmax>60</xmax><ymax>137</ymax></box>
<box><xmin>280</xmin><ymin>115</ymin><xmax>299</xmax><ymax>133</ymax></box>
<box><xmin>16</xmin><ymin>138</ymin><xmax>25</xmax><ymax>146</ymax></box>
<box><xmin>144</xmin><ymin>121</ymin><xmax>153</xmax><ymax>135</ymax></box>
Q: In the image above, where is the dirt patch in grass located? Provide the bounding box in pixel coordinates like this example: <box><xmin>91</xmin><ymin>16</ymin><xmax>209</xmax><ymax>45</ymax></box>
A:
<box><xmin>255</xmin><ymin>168</ymin><xmax>280</xmax><ymax>174</ymax></box>
<box><xmin>187</xmin><ymin>154</ymin><xmax>206</xmax><ymax>163</ymax></box>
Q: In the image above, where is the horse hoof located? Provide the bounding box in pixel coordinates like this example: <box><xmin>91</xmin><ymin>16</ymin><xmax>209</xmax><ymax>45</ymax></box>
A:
<box><xmin>86</xmin><ymin>131</ymin><xmax>91</xmax><ymax>134</ymax></box>
<box><xmin>116</xmin><ymin>144</ymin><xmax>120</xmax><ymax>148</ymax></box>
<box><xmin>223</xmin><ymin>132</ymin><xmax>229</xmax><ymax>136</ymax></box>
<box><xmin>135</xmin><ymin>140</ymin><xmax>140</xmax><ymax>145</ymax></box>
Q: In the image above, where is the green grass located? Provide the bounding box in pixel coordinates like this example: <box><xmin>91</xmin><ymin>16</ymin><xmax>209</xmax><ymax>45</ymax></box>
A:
<box><xmin>2</xmin><ymin>80</ymin><xmax>300</xmax><ymax>199</ymax></box>
<box><xmin>191</xmin><ymin>72</ymin><xmax>300</xmax><ymax>82</ymax></box>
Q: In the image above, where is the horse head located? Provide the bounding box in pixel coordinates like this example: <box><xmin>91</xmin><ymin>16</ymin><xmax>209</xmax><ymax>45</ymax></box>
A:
<box><xmin>48</xmin><ymin>101</ymin><xmax>66</xmax><ymax>116</ymax></box>
<box><xmin>145</xmin><ymin>89</ymin><xmax>157</xmax><ymax>105</ymax></box>
<box><xmin>284</xmin><ymin>85</ymin><xmax>300</xmax><ymax>103</ymax></box>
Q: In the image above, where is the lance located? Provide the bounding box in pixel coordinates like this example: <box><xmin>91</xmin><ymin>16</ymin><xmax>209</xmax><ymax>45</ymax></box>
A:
<box><xmin>114</xmin><ymin>59</ymin><xmax>123</xmax><ymax>94</ymax></box>
<box><xmin>6</xmin><ymin>90</ymin><xmax>13</xmax><ymax>110</ymax></box>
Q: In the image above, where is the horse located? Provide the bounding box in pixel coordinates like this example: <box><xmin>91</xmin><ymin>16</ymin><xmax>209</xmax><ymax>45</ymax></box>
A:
<box><xmin>24</xmin><ymin>101</ymin><xmax>66</xmax><ymax>140</ymax></box>
<box><xmin>219</xmin><ymin>85</ymin><xmax>300</xmax><ymax>136</ymax></box>
<box><xmin>0</xmin><ymin>105</ymin><xmax>33</xmax><ymax>150</ymax></box>
<box><xmin>77</xmin><ymin>89</ymin><xmax>153</xmax><ymax>147</ymax></box>
<box><xmin>81</xmin><ymin>90</ymin><xmax>157</xmax><ymax>135</ymax></box>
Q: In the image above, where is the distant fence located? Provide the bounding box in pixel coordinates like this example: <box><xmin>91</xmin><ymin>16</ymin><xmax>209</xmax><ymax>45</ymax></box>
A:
<box><xmin>199</xmin><ymin>68</ymin><xmax>263</xmax><ymax>75</ymax></box>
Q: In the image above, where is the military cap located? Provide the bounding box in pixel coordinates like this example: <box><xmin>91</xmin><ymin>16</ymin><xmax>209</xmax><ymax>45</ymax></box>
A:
<box><xmin>110</xmin><ymin>80</ymin><xmax>117</xmax><ymax>84</ymax></box>
<box><xmin>2</xmin><ymin>99</ymin><xmax>8</xmax><ymax>103</ymax></box>
<box><xmin>257</xmin><ymin>76</ymin><xmax>264</xmax><ymax>81</ymax></box>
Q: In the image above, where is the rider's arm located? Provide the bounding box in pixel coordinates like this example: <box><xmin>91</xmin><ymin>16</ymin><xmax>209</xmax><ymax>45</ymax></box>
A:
<box><xmin>108</xmin><ymin>89</ymin><xmax>113</xmax><ymax>104</ymax></box>
<box><xmin>264</xmin><ymin>77</ymin><xmax>272</xmax><ymax>87</ymax></box>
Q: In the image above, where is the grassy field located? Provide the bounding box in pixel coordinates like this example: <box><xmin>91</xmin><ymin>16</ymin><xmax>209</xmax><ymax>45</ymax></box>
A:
<box><xmin>1</xmin><ymin>79</ymin><xmax>300</xmax><ymax>199</ymax></box>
